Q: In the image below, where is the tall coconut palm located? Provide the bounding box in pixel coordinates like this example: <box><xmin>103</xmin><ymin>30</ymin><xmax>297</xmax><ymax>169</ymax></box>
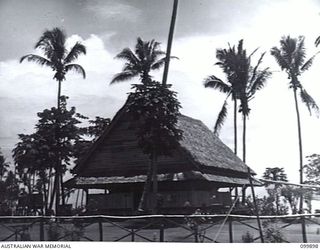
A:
<box><xmin>238</xmin><ymin>51</ymin><xmax>271</xmax><ymax>163</ymax></box>
<box><xmin>205</xmin><ymin>40</ymin><xmax>269</xmax><ymax>242</ymax></box>
<box><xmin>271</xmin><ymin>35</ymin><xmax>319</xmax><ymax>243</ymax></box>
<box><xmin>110</xmin><ymin>37</ymin><xmax>170</xmax><ymax>85</ymax></box>
<box><xmin>111</xmin><ymin>37</ymin><xmax>176</xmax><ymax>213</ymax></box>
<box><xmin>236</xmin><ymin>42</ymin><xmax>270</xmax><ymax>244</ymax></box>
<box><xmin>20</xmin><ymin>27</ymin><xmax>86</xmax><ymax>213</ymax></box>
<box><xmin>162</xmin><ymin>0</ymin><xmax>178</xmax><ymax>87</ymax></box>
<box><xmin>204</xmin><ymin>40</ymin><xmax>247</xmax><ymax>155</ymax></box>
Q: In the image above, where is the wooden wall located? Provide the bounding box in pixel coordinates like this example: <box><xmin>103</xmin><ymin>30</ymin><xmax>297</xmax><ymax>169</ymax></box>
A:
<box><xmin>87</xmin><ymin>188</ymin><xmax>231</xmax><ymax>214</ymax></box>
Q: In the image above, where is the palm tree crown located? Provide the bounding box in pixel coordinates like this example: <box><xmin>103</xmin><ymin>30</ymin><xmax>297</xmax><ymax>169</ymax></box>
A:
<box><xmin>204</xmin><ymin>40</ymin><xmax>271</xmax><ymax>134</ymax></box>
<box><xmin>238</xmin><ymin>51</ymin><xmax>271</xmax><ymax>117</ymax></box>
<box><xmin>20</xmin><ymin>27</ymin><xmax>86</xmax><ymax>85</ymax></box>
<box><xmin>110</xmin><ymin>37</ymin><xmax>168</xmax><ymax>85</ymax></box>
<box><xmin>271</xmin><ymin>36</ymin><xmax>319</xmax><ymax>115</ymax></box>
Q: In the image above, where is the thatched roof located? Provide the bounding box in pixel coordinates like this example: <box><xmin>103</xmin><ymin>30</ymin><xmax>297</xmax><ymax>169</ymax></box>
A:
<box><xmin>66</xmin><ymin>170</ymin><xmax>261</xmax><ymax>189</ymax></box>
<box><xmin>176</xmin><ymin>115</ymin><xmax>250</xmax><ymax>174</ymax></box>
<box><xmin>72</xmin><ymin>98</ymin><xmax>256</xmax><ymax>185</ymax></box>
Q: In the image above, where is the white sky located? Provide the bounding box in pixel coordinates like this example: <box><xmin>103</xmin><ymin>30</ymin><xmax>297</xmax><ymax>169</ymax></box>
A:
<box><xmin>1</xmin><ymin>0</ymin><xmax>320</xmax><ymax>184</ymax></box>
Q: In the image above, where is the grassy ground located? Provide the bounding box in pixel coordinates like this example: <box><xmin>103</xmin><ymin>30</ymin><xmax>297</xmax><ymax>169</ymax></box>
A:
<box><xmin>0</xmin><ymin>218</ymin><xmax>319</xmax><ymax>243</ymax></box>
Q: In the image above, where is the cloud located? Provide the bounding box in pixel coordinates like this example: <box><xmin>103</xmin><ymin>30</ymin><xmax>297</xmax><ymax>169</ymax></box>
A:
<box><xmin>0</xmin><ymin>33</ymin><xmax>130</xmax><ymax>159</ymax></box>
<box><xmin>2</xmin><ymin>0</ymin><xmax>320</xmax><ymax>184</ymax></box>
<box><xmin>85</xmin><ymin>1</ymin><xmax>141</xmax><ymax>22</ymax></box>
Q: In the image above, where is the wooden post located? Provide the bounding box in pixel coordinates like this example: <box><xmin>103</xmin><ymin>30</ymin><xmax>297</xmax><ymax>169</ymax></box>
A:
<box><xmin>247</xmin><ymin>173</ymin><xmax>264</xmax><ymax>243</ymax></box>
<box><xmin>301</xmin><ymin>215</ymin><xmax>307</xmax><ymax>243</ymax></box>
<box><xmin>131</xmin><ymin>229</ymin><xmax>135</xmax><ymax>242</ymax></box>
<box><xmin>80</xmin><ymin>189</ymin><xmax>85</xmax><ymax>207</ymax></box>
<box><xmin>85</xmin><ymin>189</ymin><xmax>89</xmax><ymax>206</ymax></box>
<box><xmin>159</xmin><ymin>223</ymin><xmax>164</xmax><ymax>242</ymax></box>
<box><xmin>98</xmin><ymin>221</ymin><xmax>103</xmax><ymax>241</ymax></box>
<box><xmin>194</xmin><ymin>225</ymin><xmax>199</xmax><ymax>243</ymax></box>
<box><xmin>40</xmin><ymin>219</ymin><xmax>44</xmax><ymax>241</ymax></box>
<box><xmin>228</xmin><ymin>217</ymin><xmax>233</xmax><ymax>243</ymax></box>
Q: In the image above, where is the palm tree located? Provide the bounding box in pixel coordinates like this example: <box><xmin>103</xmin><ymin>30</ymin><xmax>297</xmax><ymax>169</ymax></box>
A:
<box><xmin>20</xmin><ymin>27</ymin><xmax>86</xmax><ymax>213</ymax></box>
<box><xmin>271</xmin><ymin>35</ymin><xmax>319</xmax><ymax>243</ymax></box>
<box><xmin>111</xmin><ymin>37</ymin><xmax>176</xmax><ymax>213</ymax></box>
<box><xmin>238</xmin><ymin>50</ymin><xmax>271</xmax><ymax>163</ymax></box>
<box><xmin>110</xmin><ymin>37</ymin><xmax>169</xmax><ymax>85</ymax></box>
<box><xmin>204</xmin><ymin>40</ymin><xmax>246</xmax><ymax>155</ymax></box>
<box><xmin>205</xmin><ymin>40</ymin><xmax>269</xmax><ymax>242</ymax></box>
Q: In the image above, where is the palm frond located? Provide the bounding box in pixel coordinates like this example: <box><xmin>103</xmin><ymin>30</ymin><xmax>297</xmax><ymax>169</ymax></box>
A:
<box><xmin>301</xmin><ymin>53</ymin><xmax>319</xmax><ymax>72</ymax></box>
<box><xmin>115</xmin><ymin>48</ymin><xmax>140</xmax><ymax>65</ymax></box>
<box><xmin>20</xmin><ymin>54</ymin><xmax>53</xmax><ymax>67</ymax></box>
<box><xmin>315</xmin><ymin>36</ymin><xmax>320</xmax><ymax>47</ymax></box>
<box><xmin>64</xmin><ymin>42</ymin><xmax>86</xmax><ymax>64</ymax></box>
<box><xmin>250</xmin><ymin>52</ymin><xmax>265</xmax><ymax>84</ymax></box>
<box><xmin>203</xmin><ymin>75</ymin><xmax>231</xmax><ymax>93</ymax></box>
<box><xmin>65</xmin><ymin>64</ymin><xmax>86</xmax><ymax>78</ymax></box>
<box><xmin>300</xmin><ymin>88</ymin><xmax>319</xmax><ymax>116</ymax></box>
<box><xmin>293</xmin><ymin>36</ymin><xmax>306</xmax><ymax>70</ymax></box>
<box><xmin>110</xmin><ymin>71</ymin><xmax>138</xmax><ymax>84</ymax></box>
<box><xmin>270</xmin><ymin>47</ymin><xmax>290</xmax><ymax>71</ymax></box>
<box><xmin>135</xmin><ymin>37</ymin><xmax>146</xmax><ymax>61</ymax></box>
<box><xmin>35</xmin><ymin>28</ymin><xmax>66</xmax><ymax>61</ymax></box>
<box><xmin>151</xmin><ymin>56</ymin><xmax>178</xmax><ymax>70</ymax></box>
<box><xmin>214</xmin><ymin>99</ymin><xmax>229</xmax><ymax>136</ymax></box>
<box><xmin>248</xmin><ymin>47</ymin><xmax>259</xmax><ymax>58</ymax></box>
<box><xmin>249</xmin><ymin>68</ymin><xmax>271</xmax><ymax>96</ymax></box>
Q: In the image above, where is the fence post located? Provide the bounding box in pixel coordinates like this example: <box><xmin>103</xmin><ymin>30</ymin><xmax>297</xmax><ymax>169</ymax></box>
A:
<box><xmin>159</xmin><ymin>223</ymin><xmax>164</xmax><ymax>242</ymax></box>
<box><xmin>40</xmin><ymin>218</ymin><xmax>44</xmax><ymax>241</ymax></box>
<box><xmin>194</xmin><ymin>225</ymin><xmax>199</xmax><ymax>243</ymax></box>
<box><xmin>228</xmin><ymin>217</ymin><xmax>233</xmax><ymax>243</ymax></box>
<box><xmin>98</xmin><ymin>221</ymin><xmax>103</xmax><ymax>241</ymax></box>
<box><xmin>301</xmin><ymin>215</ymin><xmax>307</xmax><ymax>243</ymax></box>
<box><xmin>131</xmin><ymin>229</ymin><xmax>135</xmax><ymax>242</ymax></box>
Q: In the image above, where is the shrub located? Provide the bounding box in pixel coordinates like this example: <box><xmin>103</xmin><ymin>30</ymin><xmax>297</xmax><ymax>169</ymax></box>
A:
<box><xmin>262</xmin><ymin>220</ymin><xmax>286</xmax><ymax>243</ymax></box>
<box><xmin>242</xmin><ymin>231</ymin><xmax>254</xmax><ymax>243</ymax></box>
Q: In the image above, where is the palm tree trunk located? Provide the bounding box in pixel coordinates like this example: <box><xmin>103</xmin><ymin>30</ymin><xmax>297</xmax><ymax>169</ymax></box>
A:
<box><xmin>233</xmin><ymin>99</ymin><xmax>240</xmax><ymax>205</ymax></box>
<box><xmin>293</xmin><ymin>88</ymin><xmax>307</xmax><ymax>243</ymax></box>
<box><xmin>234</xmin><ymin>99</ymin><xmax>237</xmax><ymax>155</ymax></box>
<box><xmin>47</xmin><ymin>168</ymin><xmax>52</xmax><ymax>211</ymax></box>
<box><xmin>49</xmin><ymin>173</ymin><xmax>56</xmax><ymax>212</ymax></box>
<box><xmin>161</xmin><ymin>0</ymin><xmax>178</xmax><ymax>87</ymax></box>
<box><xmin>241</xmin><ymin>112</ymin><xmax>247</xmax><ymax>204</ymax></box>
<box><xmin>54</xmin><ymin>171</ymin><xmax>60</xmax><ymax>214</ymax></box>
<box><xmin>138</xmin><ymin>163</ymin><xmax>153</xmax><ymax>212</ymax></box>
<box><xmin>60</xmin><ymin>174</ymin><xmax>65</xmax><ymax>206</ymax></box>
<box><xmin>55</xmin><ymin>80</ymin><xmax>62</xmax><ymax>214</ymax></box>
<box><xmin>242</xmin><ymin>114</ymin><xmax>246</xmax><ymax>163</ymax></box>
<box><xmin>243</xmin><ymin>113</ymin><xmax>264</xmax><ymax>242</ymax></box>
<box><xmin>57</xmin><ymin>80</ymin><xmax>61</xmax><ymax>109</ymax></box>
<box><xmin>43</xmin><ymin>181</ymin><xmax>48</xmax><ymax>215</ymax></box>
<box><xmin>152</xmin><ymin>152</ymin><xmax>158</xmax><ymax>214</ymax></box>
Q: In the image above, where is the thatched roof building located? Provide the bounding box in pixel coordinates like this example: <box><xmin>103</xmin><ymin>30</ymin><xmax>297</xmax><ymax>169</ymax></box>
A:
<box><xmin>68</xmin><ymin>100</ymin><xmax>259</xmax><ymax>214</ymax></box>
